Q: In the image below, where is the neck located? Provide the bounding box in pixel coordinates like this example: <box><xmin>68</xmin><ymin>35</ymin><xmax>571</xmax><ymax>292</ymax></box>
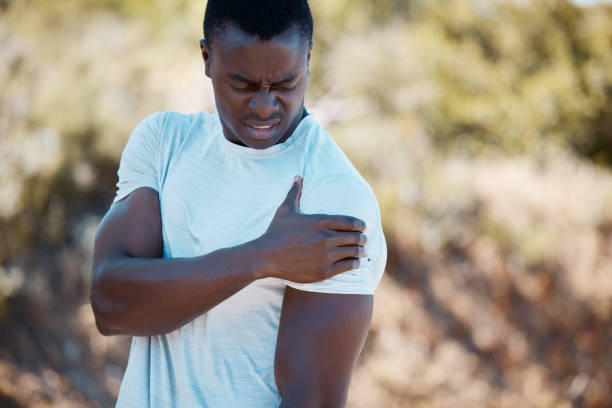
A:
<box><xmin>278</xmin><ymin>107</ymin><xmax>308</xmax><ymax>144</ymax></box>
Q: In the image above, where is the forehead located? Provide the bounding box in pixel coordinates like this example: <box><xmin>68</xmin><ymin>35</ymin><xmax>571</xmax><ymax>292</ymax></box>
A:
<box><xmin>211</xmin><ymin>23</ymin><xmax>309</xmax><ymax>79</ymax></box>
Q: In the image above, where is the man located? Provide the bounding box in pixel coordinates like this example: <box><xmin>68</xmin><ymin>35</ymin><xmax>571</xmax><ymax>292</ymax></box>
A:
<box><xmin>90</xmin><ymin>0</ymin><xmax>387</xmax><ymax>406</ymax></box>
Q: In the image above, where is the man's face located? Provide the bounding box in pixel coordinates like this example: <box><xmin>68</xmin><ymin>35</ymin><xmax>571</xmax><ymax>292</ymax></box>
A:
<box><xmin>201</xmin><ymin>24</ymin><xmax>312</xmax><ymax>150</ymax></box>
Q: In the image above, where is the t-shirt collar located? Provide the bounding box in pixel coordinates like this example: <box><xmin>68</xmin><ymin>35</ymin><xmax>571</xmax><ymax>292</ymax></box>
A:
<box><xmin>215</xmin><ymin>113</ymin><xmax>314</xmax><ymax>159</ymax></box>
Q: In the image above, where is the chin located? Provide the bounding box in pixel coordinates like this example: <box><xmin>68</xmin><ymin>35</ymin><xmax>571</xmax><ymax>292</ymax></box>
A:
<box><xmin>243</xmin><ymin>136</ymin><xmax>281</xmax><ymax>150</ymax></box>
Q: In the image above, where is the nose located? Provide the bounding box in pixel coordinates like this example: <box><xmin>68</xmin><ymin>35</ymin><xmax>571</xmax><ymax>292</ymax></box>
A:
<box><xmin>249</xmin><ymin>89</ymin><xmax>279</xmax><ymax>119</ymax></box>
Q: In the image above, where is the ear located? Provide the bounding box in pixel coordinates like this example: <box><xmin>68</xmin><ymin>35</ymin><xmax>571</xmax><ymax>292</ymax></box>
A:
<box><xmin>306</xmin><ymin>40</ymin><xmax>314</xmax><ymax>74</ymax></box>
<box><xmin>200</xmin><ymin>38</ymin><xmax>212</xmax><ymax>78</ymax></box>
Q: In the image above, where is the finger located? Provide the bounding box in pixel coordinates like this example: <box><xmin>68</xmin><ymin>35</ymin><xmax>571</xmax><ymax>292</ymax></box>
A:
<box><xmin>331</xmin><ymin>245</ymin><xmax>366</xmax><ymax>263</ymax></box>
<box><xmin>281</xmin><ymin>175</ymin><xmax>303</xmax><ymax>211</ymax></box>
<box><xmin>328</xmin><ymin>258</ymin><xmax>361</xmax><ymax>277</ymax></box>
<box><xmin>327</xmin><ymin>231</ymin><xmax>367</xmax><ymax>247</ymax></box>
<box><xmin>315</xmin><ymin>214</ymin><xmax>366</xmax><ymax>232</ymax></box>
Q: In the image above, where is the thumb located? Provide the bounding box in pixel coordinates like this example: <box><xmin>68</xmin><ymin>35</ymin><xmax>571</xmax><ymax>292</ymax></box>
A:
<box><xmin>281</xmin><ymin>175</ymin><xmax>303</xmax><ymax>211</ymax></box>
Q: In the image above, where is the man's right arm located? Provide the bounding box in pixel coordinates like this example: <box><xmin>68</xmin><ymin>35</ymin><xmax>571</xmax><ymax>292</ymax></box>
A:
<box><xmin>90</xmin><ymin>186</ymin><xmax>264</xmax><ymax>336</ymax></box>
<box><xmin>90</xmin><ymin>177</ymin><xmax>367</xmax><ymax>337</ymax></box>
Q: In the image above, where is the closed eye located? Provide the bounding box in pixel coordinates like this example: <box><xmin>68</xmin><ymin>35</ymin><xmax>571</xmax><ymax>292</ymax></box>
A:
<box><xmin>226</xmin><ymin>72</ymin><xmax>299</xmax><ymax>92</ymax></box>
<box><xmin>272</xmin><ymin>84</ymin><xmax>297</xmax><ymax>92</ymax></box>
<box><xmin>231</xmin><ymin>84</ymin><xmax>297</xmax><ymax>92</ymax></box>
<box><xmin>230</xmin><ymin>81</ymin><xmax>257</xmax><ymax>92</ymax></box>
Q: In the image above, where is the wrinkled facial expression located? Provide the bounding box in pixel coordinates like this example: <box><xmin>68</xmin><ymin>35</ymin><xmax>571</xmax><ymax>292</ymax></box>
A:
<box><xmin>201</xmin><ymin>24</ymin><xmax>312</xmax><ymax>149</ymax></box>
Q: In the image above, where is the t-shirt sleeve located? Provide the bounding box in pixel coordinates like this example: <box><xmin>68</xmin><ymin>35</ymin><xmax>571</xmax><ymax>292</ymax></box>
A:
<box><xmin>284</xmin><ymin>174</ymin><xmax>387</xmax><ymax>295</ymax></box>
<box><xmin>112</xmin><ymin>112</ymin><xmax>163</xmax><ymax>205</ymax></box>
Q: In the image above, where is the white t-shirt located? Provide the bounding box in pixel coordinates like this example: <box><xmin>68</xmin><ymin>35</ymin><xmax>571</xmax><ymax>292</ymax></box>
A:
<box><xmin>112</xmin><ymin>111</ymin><xmax>387</xmax><ymax>407</ymax></box>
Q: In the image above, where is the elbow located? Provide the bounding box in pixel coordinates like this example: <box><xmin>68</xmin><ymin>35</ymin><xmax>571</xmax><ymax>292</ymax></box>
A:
<box><xmin>89</xmin><ymin>292</ymin><xmax>117</xmax><ymax>336</ymax></box>
<box><xmin>96</xmin><ymin>324</ymin><xmax>114</xmax><ymax>337</ymax></box>
<box><xmin>90</xmin><ymin>290</ymin><xmax>117</xmax><ymax>336</ymax></box>
<box><xmin>89</xmin><ymin>265</ymin><xmax>120</xmax><ymax>336</ymax></box>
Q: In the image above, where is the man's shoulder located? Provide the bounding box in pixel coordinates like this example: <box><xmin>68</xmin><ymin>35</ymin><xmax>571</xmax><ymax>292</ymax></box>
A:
<box><xmin>300</xmin><ymin>121</ymin><xmax>379</xmax><ymax>216</ymax></box>
<box><xmin>301</xmin><ymin>118</ymin><xmax>373</xmax><ymax>199</ymax></box>
<box><xmin>154</xmin><ymin>110</ymin><xmax>214</xmax><ymax>131</ymax></box>
<box><xmin>138</xmin><ymin>110</ymin><xmax>219</xmax><ymax>150</ymax></box>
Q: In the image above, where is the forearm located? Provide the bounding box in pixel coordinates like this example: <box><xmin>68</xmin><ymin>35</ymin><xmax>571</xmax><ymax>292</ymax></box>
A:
<box><xmin>91</xmin><ymin>240</ymin><xmax>264</xmax><ymax>336</ymax></box>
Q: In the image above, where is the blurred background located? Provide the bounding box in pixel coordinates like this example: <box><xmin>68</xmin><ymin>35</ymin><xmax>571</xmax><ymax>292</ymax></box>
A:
<box><xmin>1</xmin><ymin>0</ymin><xmax>611</xmax><ymax>406</ymax></box>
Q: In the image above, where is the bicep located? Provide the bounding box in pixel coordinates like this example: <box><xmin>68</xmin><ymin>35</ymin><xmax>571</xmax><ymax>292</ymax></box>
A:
<box><xmin>94</xmin><ymin>112</ymin><xmax>163</xmax><ymax>267</ymax></box>
<box><xmin>275</xmin><ymin>286</ymin><xmax>373</xmax><ymax>407</ymax></box>
<box><xmin>93</xmin><ymin>187</ymin><xmax>163</xmax><ymax>272</ymax></box>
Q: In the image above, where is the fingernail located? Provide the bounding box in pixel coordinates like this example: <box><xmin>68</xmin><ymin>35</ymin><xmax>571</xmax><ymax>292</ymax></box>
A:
<box><xmin>294</xmin><ymin>175</ymin><xmax>299</xmax><ymax>183</ymax></box>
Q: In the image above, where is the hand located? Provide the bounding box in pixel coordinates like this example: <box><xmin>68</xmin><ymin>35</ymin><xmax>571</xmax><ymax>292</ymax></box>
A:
<box><xmin>254</xmin><ymin>175</ymin><xmax>367</xmax><ymax>283</ymax></box>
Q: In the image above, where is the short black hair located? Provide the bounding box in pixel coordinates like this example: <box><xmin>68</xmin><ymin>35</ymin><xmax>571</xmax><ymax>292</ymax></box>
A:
<box><xmin>203</xmin><ymin>0</ymin><xmax>313</xmax><ymax>46</ymax></box>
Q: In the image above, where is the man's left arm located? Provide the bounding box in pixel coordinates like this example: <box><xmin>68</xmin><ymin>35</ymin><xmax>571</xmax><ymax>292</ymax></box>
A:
<box><xmin>275</xmin><ymin>288</ymin><xmax>373</xmax><ymax>407</ymax></box>
<box><xmin>274</xmin><ymin>174</ymin><xmax>387</xmax><ymax>407</ymax></box>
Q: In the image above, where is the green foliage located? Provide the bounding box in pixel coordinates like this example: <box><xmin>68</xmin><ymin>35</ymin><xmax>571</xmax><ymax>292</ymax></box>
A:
<box><xmin>417</xmin><ymin>0</ymin><xmax>612</xmax><ymax>161</ymax></box>
<box><xmin>311</xmin><ymin>0</ymin><xmax>612</xmax><ymax>162</ymax></box>
<box><xmin>7</xmin><ymin>0</ymin><xmax>193</xmax><ymax>20</ymax></box>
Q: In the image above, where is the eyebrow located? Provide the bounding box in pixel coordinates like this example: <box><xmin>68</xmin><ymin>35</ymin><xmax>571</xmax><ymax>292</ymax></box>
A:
<box><xmin>228</xmin><ymin>73</ymin><xmax>297</xmax><ymax>85</ymax></box>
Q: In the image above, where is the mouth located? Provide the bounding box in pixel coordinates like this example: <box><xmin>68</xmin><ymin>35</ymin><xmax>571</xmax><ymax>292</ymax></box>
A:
<box><xmin>244</xmin><ymin>121</ymin><xmax>280</xmax><ymax>140</ymax></box>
